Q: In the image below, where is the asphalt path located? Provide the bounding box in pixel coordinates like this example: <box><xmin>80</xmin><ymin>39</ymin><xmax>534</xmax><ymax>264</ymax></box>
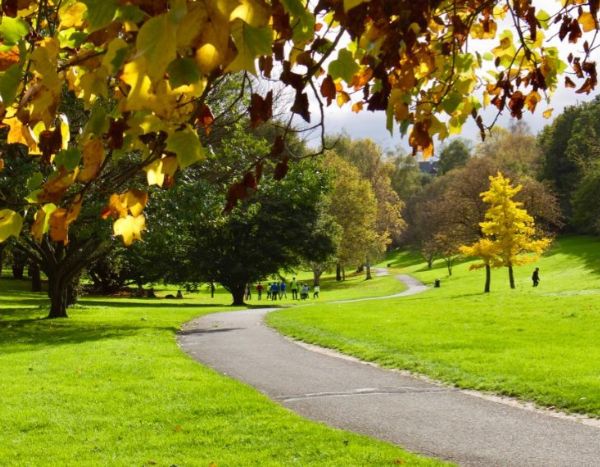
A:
<box><xmin>178</xmin><ymin>276</ymin><xmax>600</xmax><ymax>466</ymax></box>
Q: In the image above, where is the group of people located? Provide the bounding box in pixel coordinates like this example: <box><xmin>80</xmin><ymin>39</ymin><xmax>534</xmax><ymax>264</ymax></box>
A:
<box><xmin>244</xmin><ymin>277</ymin><xmax>320</xmax><ymax>301</ymax></box>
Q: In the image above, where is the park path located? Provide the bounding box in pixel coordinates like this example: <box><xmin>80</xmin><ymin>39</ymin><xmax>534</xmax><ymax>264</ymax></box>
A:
<box><xmin>178</xmin><ymin>274</ymin><xmax>600</xmax><ymax>466</ymax></box>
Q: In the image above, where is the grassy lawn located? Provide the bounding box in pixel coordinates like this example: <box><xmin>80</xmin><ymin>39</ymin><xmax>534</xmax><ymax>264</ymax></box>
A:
<box><xmin>0</xmin><ymin>279</ymin><xmax>443</xmax><ymax>466</ymax></box>
<box><xmin>268</xmin><ymin>236</ymin><xmax>600</xmax><ymax>417</ymax></box>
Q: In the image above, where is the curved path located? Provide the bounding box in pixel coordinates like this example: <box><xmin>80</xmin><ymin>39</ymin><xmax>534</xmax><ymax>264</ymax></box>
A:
<box><xmin>178</xmin><ymin>275</ymin><xmax>600</xmax><ymax>466</ymax></box>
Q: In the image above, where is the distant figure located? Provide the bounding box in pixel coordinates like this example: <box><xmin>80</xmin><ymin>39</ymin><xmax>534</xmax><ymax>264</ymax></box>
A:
<box><xmin>279</xmin><ymin>280</ymin><xmax>287</xmax><ymax>299</ymax></box>
<box><xmin>176</xmin><ymin>290</ymin><xmax>183</xmax><ymax>299</ymax></box>
<box><xmin>244</xmin><ymin>284</ymin><xmax>252</xmax><ymax>300</ymax></box>
<box><xmin>532</xmin><ymin>267</ymin><xmax>540</xmax><ymax>287</ymax></box>
<box><xmin>256</xmin><ymin>282</ymin><xmax>264</xmax><ymax>300</ymax></box>
<box><xmin>271</xmin><ymin>282</ymin><xmax>280</xmax><ymax>301</ymax></box>
<box><xmin>313</xmin><ymin>284</ymin><xmax>320</xmax><ymax>299</ymax></box>
<box><xmin>266</xmin><ymin>283</ymin><xmax>272</xmax><ymax>300</ymax></box>
<box><xmin>290</xmin><ymin>277</ymin><xmax>298</xmax><ymax>300</ymax></box>
<box><xmin>300</xmin><ymin>283</ymin><xmax>310</xmax><ymax>300</ymax></box>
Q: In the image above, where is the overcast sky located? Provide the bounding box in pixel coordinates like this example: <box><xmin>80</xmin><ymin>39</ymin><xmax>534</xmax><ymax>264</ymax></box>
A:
<box><xmin>312</xmin><ymin>85</ymin><xmax>597</xmax><ymax>155</ymax></box>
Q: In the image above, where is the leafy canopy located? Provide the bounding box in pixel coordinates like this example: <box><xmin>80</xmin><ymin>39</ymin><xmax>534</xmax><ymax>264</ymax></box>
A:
<box><xmin>0</xmin><ymin>0</ymin><xmax>598</xmax><ymax>248</ymax></box>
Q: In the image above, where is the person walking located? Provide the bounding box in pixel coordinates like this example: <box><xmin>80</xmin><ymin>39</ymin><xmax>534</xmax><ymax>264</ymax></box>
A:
<box><xmin>313</xmin><ymin>284</ymin><xmax>320</xmax><ymax>298</ymax></box>
<box><xmin>244</xmin><ymin>284</ymin><xmax>252</xmax><ymax>300</ymax></box>
<box><xmin>290</xmin><ymin>277</ymin><xmax>298</xmax><ymax>300</ymax></box>
<box><xmin>256</xmin><ymin>282</ymin><xmax>264</xmax><ymax>300</ymax></box>
<box><xmin>532</xmin><ymin>267</ymin><xmax>540</xmax><ymax>287</ymax></box>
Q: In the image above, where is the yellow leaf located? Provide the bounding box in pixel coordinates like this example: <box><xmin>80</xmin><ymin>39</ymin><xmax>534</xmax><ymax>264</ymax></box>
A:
<box><xmin>123</xmin><ymin>189</ymin><xmax>148</xmax><ymax>217</ymax></box>
<box><xmin>135</xmin><ymin>14</ymin><xmax>177</xmax><ymax>83</ymax></box>
<box><xmin>145</xmin><ymin>156</ymin><xmax>178</xmax><ymax>187</ymax></box>
<box><xmin>0</xmin><ymin>209</ymin><xmax>23</xmax><ymax>242</ymax></box>
<box><xmin>230</xmin><ymin>0</ymin><xmax>270</xmax><ymax>27</ymax></box>
<box><xmin>176</xmin><ymin>3</ymin><xmax>207</xmax><ymax>48</ymax></box>
<box><xmin>120</xmin><ymin>59</ymin><xmax>154</xmax><ymax>111</ymax></box>
<box><xmin>343</xmin><ymin>0</ymin><xmax>369</xmax><ymax>12</ymax></box>
<box><xmin>336</xmin><ymin>90</ymin><xmax>350</xmax><ymax>107</ymax></box>
<box><xmin>543</xmin><ymin>108</ymin><xmax>553</xmax><ymax>119</ymax></box>
<box><xmin>78</xmin><ymin>137</ymin><xmax>105</xmax><ymax>182</ymax></box>
<box><xmin>578</xmin><ymin>12</ymin><xmax>596</xmax><ymax>32</ymax></box>
<box><xmin>113</xmin><ymin>214</ymin><xmax>146</xmax><ymax>246</ymax></box>
<box><xmin>59</xmin><ymin>2</ymin><xmax>87</xmax><ymax>29</ymax></box>
<box><xmin>31</xmin><ymin>204</ymin><xmax>57</xmax><ymax>243</ymax></box>
<box><xmin>5</xmin><ymin>117</ymin><xmax>38</xmax><ymax>152</ymax></box>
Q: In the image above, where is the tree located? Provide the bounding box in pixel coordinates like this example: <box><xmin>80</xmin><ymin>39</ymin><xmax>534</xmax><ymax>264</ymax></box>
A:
<box><xmin>0</xmin><ymin>0</ymin><xmax>596</xmax><ymax>316</ymax></box>
<box><xmin>459</xmin><ymin>239</ymin><xmax>502</xmax><ymax>293</ymax></box>
<box><xmin>437</xmin><ymin>139</ymin><xmax>471</xmax><ymax>175</ymax></box>
<box><xmin>539</xmin><ymin>97</ymin><xmax>600</xmax><ymax>227</ymax></box>
<box><xmin>462</xmin><ymin>173</ymin><xmax>551</xmax><ymax>290</ymax></box>
<box><xmin>475</xmin><ymin>123</ymin><xmax>541</xmax><ymax>178</ymax></box>
<box><xmin>331</xmin><ymin>136</ymin><xmax>406</xmax><ymax>274</ymax></box>
<box><xmin>324</xmin><ymin>154</ymin><xmax>382</xmax><ymax>280</ymax></box>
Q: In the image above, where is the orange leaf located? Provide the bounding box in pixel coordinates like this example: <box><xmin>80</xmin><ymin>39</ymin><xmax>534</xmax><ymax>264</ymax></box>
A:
<box><xmin>49</xmin><ymin>208</ymin><xmax>69</xmax><ymax>244</ymax></box>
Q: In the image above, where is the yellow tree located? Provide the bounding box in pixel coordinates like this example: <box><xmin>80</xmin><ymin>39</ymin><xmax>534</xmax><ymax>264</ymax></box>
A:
<box><xmin>463</xmin><ymin>172</ymin><xmax>551</xmax><ymax>291</ymax></box>
<box><xmin>459</xmin><ymin>238</ymin><xmax>502</xmax><ymax>293</ymax></box>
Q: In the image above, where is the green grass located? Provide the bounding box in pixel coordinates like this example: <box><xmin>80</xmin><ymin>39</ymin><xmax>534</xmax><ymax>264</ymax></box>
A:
<box><xmin>0</xmin><ymin>279</ymin><xmax>443</xmax><ymax>466</ymax></box>
<box><xmin>268</xmin><ymin>236</ymin><xmax>600</xmax><ymax>417</ymax></box>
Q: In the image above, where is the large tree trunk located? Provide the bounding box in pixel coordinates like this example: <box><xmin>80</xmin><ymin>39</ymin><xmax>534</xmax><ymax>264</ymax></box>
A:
<box><xmin>336</xmin><ymin>263</ymin><xmax>342</xmax><ymax>281</ymax></box>
<box><xmin>48</xmin><ymin>274</ymin><xmax>68</xmax><ymax>318</ymax></box>
<box><xmin>30</xmin><ymin>261</ymin><xmax>42</xmax><ymax>292</ymax></box>
<box><xmin>312</xmin><ymin>269</ymin><xmax>323</xmax><ymax>287</ymax></box>
<box><xmin>484</xmin><ymin>264</ymin><xmax>491</xmax><ymax>293</ymax></box>
<box><xmin>341</xmin><ymin>266</ymin><xmax>346</xmax><ymax>281</ymax></box>
<box><xmin>365</xmin><ymin>257</ymin><xmax>372</xmax><ymax>280</ymax></box>
<box><xmin>12</xmin><ymin>252</ymin><xmax>26</xmax><ymax>279</ymax></box>
<box><xmin>508</xmin><ymin>264</ymin><xmax>515</xmax><ymax>289</ymax></box>
<box><xmin>230</xmin><ymin>283</ymin><xmax>246</xmax><ymax>306</ymax></box>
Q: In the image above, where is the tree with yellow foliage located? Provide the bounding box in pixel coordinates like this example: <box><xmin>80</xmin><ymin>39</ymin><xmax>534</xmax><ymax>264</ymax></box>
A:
<box><xmin>459</xmin><ymin>238</ymin><xmax>502</xmax><ymax>293</ymax></box>
<box><xmin>461</xmin><ymin>172</ymin><xmax>551</xmax><ymax>292</ymax></box>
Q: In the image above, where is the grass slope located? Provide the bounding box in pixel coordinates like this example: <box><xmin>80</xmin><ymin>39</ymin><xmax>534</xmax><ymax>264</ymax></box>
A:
<box><xmin>268</xmin><ymin>236</ymin><xmax>600</xmax><ymax>417</ymax></box>
<box><xmin>0</xmin><ymin>280</ymin><xmax>443</xmax><ymax>466</ymax></box>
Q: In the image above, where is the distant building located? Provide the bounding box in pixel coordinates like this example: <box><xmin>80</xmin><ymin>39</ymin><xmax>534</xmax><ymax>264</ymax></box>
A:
<box><xmin>418</xmin><ymin>159</ymin><xmax>438</xmax><ymax>175</ymax></box>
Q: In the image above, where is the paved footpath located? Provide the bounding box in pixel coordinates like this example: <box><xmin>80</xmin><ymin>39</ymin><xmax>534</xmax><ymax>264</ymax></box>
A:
<box><xmin>178</xmin><ymin>276</ymin><xmax>600</xmax><ymax>466</ymax></box>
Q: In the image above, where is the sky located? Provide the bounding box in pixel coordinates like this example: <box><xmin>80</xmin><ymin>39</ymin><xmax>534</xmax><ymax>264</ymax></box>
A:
<box><xmin>315</xmin><ymin>85</ymin><xmax>597</xmax><ymax>155</ymax></box>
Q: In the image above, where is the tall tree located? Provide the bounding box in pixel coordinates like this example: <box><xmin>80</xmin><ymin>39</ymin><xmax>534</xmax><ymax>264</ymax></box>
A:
<box><xmin>324</xmin><ymin>154</ymin><xmax>381</xmax><ymax>280</ymax></box>
<box><xmin>437</xmin><ymin>138</ymin><xmax>471</xmax><ymax>175</ymax></box>
<box><xmin>463</xmin><ymin>173</ymin><xmax>551</xmax><ymax>290</ymax></box>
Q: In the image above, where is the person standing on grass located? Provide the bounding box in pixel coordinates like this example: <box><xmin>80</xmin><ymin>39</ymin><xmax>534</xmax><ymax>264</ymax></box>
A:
<box><xmin>280</xmin><ymin>280</ymin><xmax>287</xmax><ymax>299</ymax></box>
<box><xmin>313</xmin><ymin>284</ymin><xmax>320</xmax><ymax>299</ymax></box>
<box><xmin>256</xmin><ymin>282</ymin><xmax>264</xmax><ymax>300</ymax></box>
<box><xmin>290</xmin><ymin>277</ymin><xmax>298</xmax><ymax>300</ymax></box>
<box><xmin>245</xmin><ymin>284</ymin><xmax>252</xmax><ymax>300</ymax></box>
<box><xmin>271</xmin><ymin>282</ymin><xmax>279</xmax><ymax>301</ymax></box>
<box><xmin>532</xmin><ymin>267</ymin><xmax>540</xmax><ymax>287</ymax></box>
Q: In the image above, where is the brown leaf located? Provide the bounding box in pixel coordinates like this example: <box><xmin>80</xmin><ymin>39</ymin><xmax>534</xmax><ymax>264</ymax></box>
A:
<box><xmin>2</xmin><ymin>0</ymin><xmax>18</xmax><ymax>17</ymax></box>
<box><xmin>196</xmin><ymin>104</ymin><xmax>214</xmax><ymax>135</ymax></box>
<box><xmin>565</xmin><ymin>76</ymin><xmax>576</xmax><ymax>88</ymax></box>
<box><xmin>107</xmin><ymin>118</ymin><xmax>129</xmax><ymax>150</ymax></box>
<box><xmin>270</xmin><ymin>135</ymin><xmax>285</xmax><ymax>158</ymax></box>
<box><xmin>291</xmin><ymin>91</ymin><xmax>310</xmax><ymax>123</ymax></box>
<box><xmin>258</xmin><ymin>55</ymin><xmax>273</xmax><ymax>78</ymax></box>
<box><xmin>249</xmin><ymin>91</ymin><xmax>273</xmax><ymax>128</ymax></box>
<box><xmin>273</xmin><ymin>158</ymin><xmax>289</xmax><ymax>180</ymax></box>
<box><xmin>243</xmin><ymin>172</ymin><xmax>257</xmax><ymax>190</ymax></box>
<box><xmin>320</xmin><ymin>75</ymin><xmax>336</xmax><ymax>106</ymax></box>
<box><xmin>508</xmin><ymin>91</ymin><xmax>525</xmax><ymax>118</ymax></box>
<box><xmin>38</xmin><ymin>127</ymin><xmax>62</xmax><ymax>162</ymax></box>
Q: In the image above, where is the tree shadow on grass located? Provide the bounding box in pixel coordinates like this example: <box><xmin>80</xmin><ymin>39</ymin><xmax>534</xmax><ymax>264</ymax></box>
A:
<box><xmin>0</xmin><ymin>311</ymin><xmax>181</xmax><ymax>355</ymax></box>
<box><xmin>78</xmin><ymin>299</ymin><xmax>229</xmax><ymax>309</ymax></box>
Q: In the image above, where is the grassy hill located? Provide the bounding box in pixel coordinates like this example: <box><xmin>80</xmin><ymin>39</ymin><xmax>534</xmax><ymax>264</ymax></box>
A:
<box><xmin>268</xmin><ymin>236</ymin><xmax>600</xmax><ymax>417</ymax></box>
